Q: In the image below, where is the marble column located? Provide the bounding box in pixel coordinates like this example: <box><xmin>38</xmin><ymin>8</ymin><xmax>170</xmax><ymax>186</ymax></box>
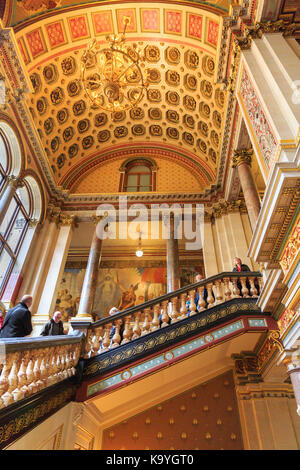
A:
<box><xmin>164</xmin><ymin>214</ymin><xmax>180</xmax><ymax>293</ymax></box>
<box><xmin>0</xmin><ymin>176</ymin><xmax>23</xmax><ymax>227</ymax></box>
<box><xmin>286</xmin><ymin>355</ymin><xmax>300</xmax><ymax>417</ymax></box>
<box><xmin>203</xmin><ymin>211</ymin><xmax>219</xmax><ymax>277</ymax></box>
<box><xmin>76</xmin><ymin>218</ymin><xmax>103</xmax><ymax>320</ymax></box>
<box><xmin>231</xmin><ymin>149</ymin><xmax>261</xmax><ymax>231</ymax></box>
<box><xmin>36</xmin><ymin>214</ymin><xmax>76</xmax><ymax>320</ymax></box>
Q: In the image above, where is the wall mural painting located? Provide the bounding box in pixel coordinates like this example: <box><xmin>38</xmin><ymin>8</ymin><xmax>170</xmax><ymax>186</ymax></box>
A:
<box><xmin>55</xmin><ymin>266</ymin><xmax>199</xmax><ymax>321</ymax></box>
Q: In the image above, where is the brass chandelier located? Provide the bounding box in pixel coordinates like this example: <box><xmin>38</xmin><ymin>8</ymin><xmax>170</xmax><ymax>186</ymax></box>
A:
<box><xmin>80</xmin><ymin>18</ymin><xmax>149</xmax><ymax>114</ymax></box>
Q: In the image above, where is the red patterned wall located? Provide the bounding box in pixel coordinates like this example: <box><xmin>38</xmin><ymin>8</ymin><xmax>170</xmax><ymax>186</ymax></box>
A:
<box><xmin>102</xmin><ymin>370</ymin><xmax>243</xmax><ymax>450</ymax></box>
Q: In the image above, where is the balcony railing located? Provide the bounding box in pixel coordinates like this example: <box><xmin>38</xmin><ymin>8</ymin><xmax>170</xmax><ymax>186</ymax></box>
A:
<box><xmin>0</xmin><ymin>332</ymin><xmax>83</xmax><ymax>409</ymax></box>
<box><xmin>81</xmin><ymin>272</ymin><xmax>262</xmax><ymax>359</ymax></box>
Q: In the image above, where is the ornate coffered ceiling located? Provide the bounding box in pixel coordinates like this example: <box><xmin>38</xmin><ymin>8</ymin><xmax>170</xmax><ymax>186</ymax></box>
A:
<box><xmin>5</xmin><ymin>2</ymin><xmax>231</xmax><ymax>194</ymax></box>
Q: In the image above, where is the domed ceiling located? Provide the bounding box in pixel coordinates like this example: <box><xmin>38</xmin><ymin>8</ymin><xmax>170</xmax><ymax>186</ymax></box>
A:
<box><xmin>7</xmin><ymin>2</ymin><xmax>230</xmax><ymax>193</ymax></box>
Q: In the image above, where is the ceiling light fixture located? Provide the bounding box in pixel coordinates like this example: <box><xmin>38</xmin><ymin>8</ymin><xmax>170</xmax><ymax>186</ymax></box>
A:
<box><xmin>80</xmin><ymin>17</ymin><xmax>149</xmax><ymax>114</ymax></box>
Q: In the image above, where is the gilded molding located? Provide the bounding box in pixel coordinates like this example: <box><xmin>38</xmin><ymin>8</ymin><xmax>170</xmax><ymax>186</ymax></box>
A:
<box><xmin>231</xmin><ymin>149</ymin><xmax>253</xmax><ymax>168</ymax></box>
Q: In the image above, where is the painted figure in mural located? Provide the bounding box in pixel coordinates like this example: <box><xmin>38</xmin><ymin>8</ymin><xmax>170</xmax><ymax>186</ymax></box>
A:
<box><xmin>55</xmin><ymin>289</ymin><xmax>74</xmax><ymax>321</ymax></box>
<box><xmin>17</xmin><ymin>0</ymin><xmax>60</xmax><ymax>13</ymax></box>
<box><xmin>117</xmin><ymin>278</ymin><xmax>137</xmax><ymax>311</ymax></box>
<box><xmin>93</xmin><ymin>270</ymin><xmax>120</xmax><ymax>317</ymax></box>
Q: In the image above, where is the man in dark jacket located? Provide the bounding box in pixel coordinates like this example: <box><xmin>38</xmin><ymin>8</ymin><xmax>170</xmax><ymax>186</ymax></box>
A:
<box><xmin>40</xmin><ymin>311</ymin><xmax>65</xmax><ymax>336</ymax></box>
<box><xmin>0</xmin><ymin>295</ymin><xmax>33</xmax><ymax>338</ymax></box>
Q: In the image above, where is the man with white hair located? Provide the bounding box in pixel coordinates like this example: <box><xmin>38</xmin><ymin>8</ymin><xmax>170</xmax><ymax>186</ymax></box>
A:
<box><xmin>40</xmin><ymin>311</ymin><xmax>65</xmax><ymax>336</ymax></box>
<box><xmin>0</xmin><ymin>295</ymin><xmax>33</xmax><ymax>338</ymax></box>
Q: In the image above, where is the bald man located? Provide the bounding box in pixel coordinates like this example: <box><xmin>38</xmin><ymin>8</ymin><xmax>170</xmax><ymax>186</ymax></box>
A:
<box><xmin>0</xmin><ymin>295</ymin><xmax>33</xmax><ymax>338</ymax></box>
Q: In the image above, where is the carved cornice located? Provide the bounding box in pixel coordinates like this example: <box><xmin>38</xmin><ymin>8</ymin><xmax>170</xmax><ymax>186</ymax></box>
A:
<box><xmin>212</xmin><ymin>199</ymin><xmax>247</xmax><ymax>218</ymax></box>
<box><xmin>231</xmin><ymin>148</ymin><xmax>253</xmax><ymax>168</ymax></box>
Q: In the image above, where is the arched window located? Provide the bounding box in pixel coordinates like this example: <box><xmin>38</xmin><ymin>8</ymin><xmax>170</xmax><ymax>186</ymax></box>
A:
<box><xmin>0</xmin><ymin>132</ymin><xmax>9</xmax><ymax>192</ymax></box>
<box><xmin>119</xmin><ymin>158</ymin><xmax>157</xmax><ymax>192</ymax></box>
<box><xmin>0</xmin><ymin>181</ymin><xmax>33</xmax><ymax>296</ymax></box>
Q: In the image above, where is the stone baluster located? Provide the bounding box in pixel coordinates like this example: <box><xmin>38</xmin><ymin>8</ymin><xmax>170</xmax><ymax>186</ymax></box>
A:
<box><xmin>48</xmin><ymin>347</ymin><xmax>56</xmax><ymax>385</ymax></box>
<box><xmin>121</xmin><ymin>316</ymin><xmax>133</xmax><ymax>344</ymax></box>
<box><xmin>258</xmin><ymin>277</ymin><xmax>263</xmax><ymax>294</ymax></box>
<box><xmin>32</xmin><ymin>350</ymin><xmax>42</xmax><ymax>391</ymax></box>
<box><xmin>0</xmin><ymin>356</ymin><xmax>13</xmax><ymax>405</ymax></box>
<box><xmin>231</xmin><ymin>278</ymin><xmax>241</xmax><ymax>298</ymax></box>
<box><xmin>188</xmin><ymin>291</ymin><xmax>197</xmax><ymax>316</ymax></box>
<box><xmin>249</xmin><ymin>277</ymin><xmax>258</xmax><ymax>297</ymax></box>
<box><xmin>101</xmin><ymin>323</ymin><xmax>112</xmax><ymax>351</ymax></box>
<box><xmin>111</xmin><ymin>319</ymin><xmax>122</xmax><ymax>347</ymax></box>
<box><xmin>132</xmin><ymin>311</ymin><xmax>142</xmax><ymax>339</ymax></box>
<box><xmin>39</xmin><ymin>349</ymin><xmax>48</xmax><ymax>388</ymax></box>
<box><xmin>197</xmin><ymin>286</ymin><xmax>206</xmax><ymax>312</ymax></box>
<box><xmin>84</xmin><ymin>330</ymin><xmax>93</xmax><ymax>359</ymax></box>
<box><xmin>141</xmin><ymin>308</ymin><xmax>151</xmax><ymax>336</ymax></box>
<box><xmin>151</xmin><ymin>304</ymin><xmax>160</xmax><ymax>331</ymax></box>
<box><xmin>18</xmin><ymin>351</ymin><xmax>29</xmax><ymax>397</ymax></box>
<box><xmin>179</xmin><ymin>293</ymin><xmax>188</xmax><ymax>319</ymax></box>
<box><xmin>170</xmin><ymin>297</ymin><xmax>180</xmax><ymax>323</ymax></box>
<box><xmin>240</xmin><ymin>277</ymin><xmax>249</xmax><ymax>297</ymax></box>
<box><xmin>90</xmin><ymin>329</ymin><xmax>101</xmax><ymax>356</ymax></box>
<box><xmin>10</xmin><ymin>353</ymin><xmax>23</xmax><ymax>403</ymax></box>
<box><xmin>160</xmin><ymin>300</ymin><xmax>170</xmax><ymax>327</ymax></box>
<box><xmin>214</xmin><ymin>280</ymin><xmax>223</xmax><ymax>304</ymax></box>
<box><xmin>26</xmin><ymin>353</ymin><xmax>36</xmax><ymax>394</ymax></box>
<box><xmin>60</xmin><ymin>349</ymin><xmax>67</xmax><ymax>380</ymax></box>
<box><xmin>223</xmin><ymin>277</ymin><xmax>232</xmax><ymax>301</ymax></box>
<box><xmin>206</xmin><ymin>283</ymin><xmax>215</xmax><ymax>308</ymax></box>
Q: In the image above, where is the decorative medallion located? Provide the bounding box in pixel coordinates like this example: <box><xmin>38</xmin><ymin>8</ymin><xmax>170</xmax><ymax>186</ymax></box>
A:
<box><xmin>200</xmin><ymin>80</ymin><xmax>213</xmax><ymax>98</ymax></box>
<box><xmin>165</xmin><ymin>47</ymin><xmax>181</xmax><ymax>64</ymax></box>
<box><xmin>114</xmin><ymin>126</ymin><xmax>128</xmax><ymax>138</ymax></box>
<box><xmin>144</xmin><ymin>45</ymin><xmax>160</xmax><ymax>62</ymax></box>
<box><xmin>130</xmin><ymin>107</ymin><xmax>144</xmax><ymax>120</ymax></box>
<box><xmin>82</xmin><ymin>135</ymin><xmax>94</xmax><ymax>148</ymax></box>
<box><xmin>215</xmin><ymin>88</ymin><xmax>225</xmax><ymax>108</ymax></box>
<box><xmin>51</xmin><ymin>136</ymin><xmax>60</xmax><ymax>152</ymax></box>
<box><xmin>56</xmin><ymin>108</ymin><xmax>69</xmax><ymax>125</ymax></box>
<box><xmin>73</xmin><ymin>100</ymin><xmax>86</xmax><ymax>116</ymax></box>
<box><xmin>125</xmin><ymin>68</ymin><xmax>141</xmax><ymax>83</ymax></box>
<box><xmin>199</xmin><ymin>102</ymin><xmax>210</xmax><ymax>118</ymax></box>
<box><xmin>77</xmin><ymin>119</ymin><xmax>90</xmax><ymax>133</ymax></box>
<box><xmin>183</xmin><ymin>132</ymin><xmax>194</xmax><ymax>146</ymax></box>
<box><xmin>149</xmin><ymin>108</ymin><xmax>162</xmax><ymax>120</ymax></box>
<box><xmin>147</xmin><ymin>68</ymin><xmax>161</xmax><ymax>83</ymax></box>
<box><xmin>94</xmin><ymin>113</ymin><xmax>108</xmax><ymax>127</ymax></box>
<box><xmin>43</xmin><ymin>64</ymin><xmax>57</xmax><ymax>84</ymax></box>
<box><xmin>67</xmin><ymin>80</ymin><xmax>82</xmax><ymax>97</ymax></box>
<box><xmin>183</xmin><ymin>115</ymin><xmax>195</xmax><ymax>129</ymax></box>
<box><xmin>166</xmin><ymin>91</ymin><xmax>180</xmax><ymax>106</ymax></box>
<box><xmin>183</xmin><ymin>95</ymin><xmax>196</xmax><ymax>111</ymax></box>
<box><xmin>86</xmin><ymin>73</ymin><xmax>101</xmax><ymax>90</ymax></box>
<box><xmin>112</xmin><ymin>112</ymin><xmax>126</xmax><ymax>122</ymax></box>
<box><xmin>149</xmin><ymin>125</ymin><xmax>162</xmax><ymax>136</ymax></box>
<box><xmin>132</xmin><ymin>124</ymin><xmax>146</xmax><ymax>136</ymax></box>
<box><xmin>198</xmin><ymin>139</ymin><xmax>207</xmax><ymax>154</ymax></box>
<box><xmin>166</xmin><ymin>109</ymin><xmax>179</xmax><ymax>123</ymax></box>
<box><xmin>166</xmin><ymin>70</ymin><xmax>180</xmax><ymax>86</ymax></box>
<box><xmin>209</xmin><ymin>148</ymin><xmax>217</xmax><ymax>163</ymax></box>
<box><xmin>97</xmin><ymin>130</ymin><xmax>111</xmax><ymax>142</ymax></box>
<box><xmin>213</xmin><ymin>110</ymin><xmax>222</xmax><ymax>129</ymax></box>
<box><xmin>184</xmin><ymin>74</ymin><xmax>197</xmax><ymax>91</ymax></box>
<box><xmin>63</xmin><ymin>127</ymin><xmax>74</xmax><ymax>142</ymax></box>
<box><xmin>202</xmin><ymin>55</ymin><xmax>215</xmax><ymax>76</ymax></box>
<box><xmin>68</xmin><ymin>144</ymin><xmax>79</xmax><ymax>158</ymax></box>
<box><xmin>30</xmin><ymin>73</ymin><xmax>41</xmax><ymax>93</ymax></box>
<box><xmin>198</xmin><ymin>121</ymin><xmax>209</xmax><ymax>137</ymax></box>
<box><xmin>147</xmin><ymin>89</ymin><xmax>162</xmax><ymax>102</ymax></box>
<box><xmin>166</xmin><ymin>127</ymin><xmax>179</xmax><ymax>139</ymax></box>
<box><xmin>57</xmin><ymin>153</ymin><xmax>66</xmax><ymax>169</ymax></box>
<box><xmin>36</xmin><ymin>97</ymin><xmax>47</xmax><ymax>115</ymax></box>
<box><xmin>44</xmin><ymin>118</ymin><xmax>54</xmax><ymax>135</ymax></box>
<box><xmin>50</xmin><ymin>87</ymin><xmax>64</xmax><ymax>105</ymax></box>
<box><xmin>61</xmin><ymin>56</ymin><xmax>76</xmax><ymax>75</ymax></box>
<box><xmin>184</xmin><ymin>50</ymin><xmax>199</xmax><ymax>69</ymax></box>
<box><xmin>211</xmin><ymin>130</ymin><xmax>219</xmax><ymax>148</ymax></box>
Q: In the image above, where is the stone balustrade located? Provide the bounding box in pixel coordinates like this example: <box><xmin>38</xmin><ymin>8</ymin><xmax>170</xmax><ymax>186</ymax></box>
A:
<box><xmin>0</xmin><ymin>333</ymin><xmax>83</xmax><ymax>409</ymax></box>
<box><xmin>82</xmin><ymin>272</ymin><xmax>263</xmax><ymax>358</ymax></box>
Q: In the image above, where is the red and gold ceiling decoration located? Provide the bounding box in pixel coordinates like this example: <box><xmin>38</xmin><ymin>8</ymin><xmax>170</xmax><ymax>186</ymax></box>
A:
<box><xmin>7</xmin><ymin>2</ymin><xmax>229</xmax><ymax>193</ymax></box>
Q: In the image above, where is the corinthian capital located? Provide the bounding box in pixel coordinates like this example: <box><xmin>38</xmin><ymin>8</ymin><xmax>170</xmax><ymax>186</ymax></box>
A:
<box><xmin>231</xmin><ymin>149</ymin><xmax>253</xmax><ymax>168</ymax></box>
<box><xmin>7</xmin><ymin>175</ymin><xmax>24</xmax><ymax>189</ymax></box>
